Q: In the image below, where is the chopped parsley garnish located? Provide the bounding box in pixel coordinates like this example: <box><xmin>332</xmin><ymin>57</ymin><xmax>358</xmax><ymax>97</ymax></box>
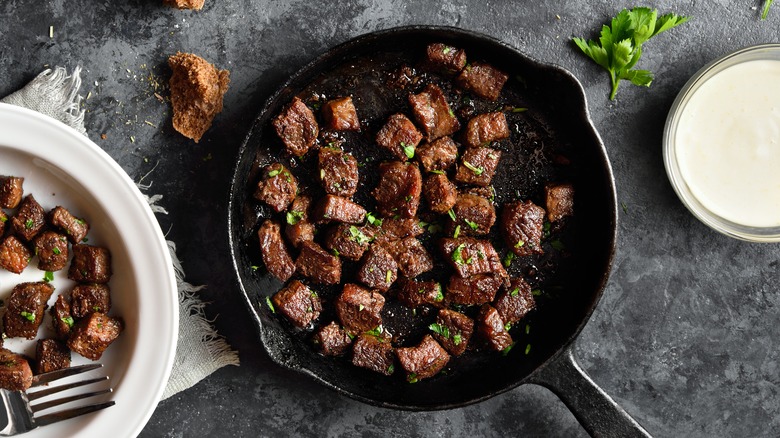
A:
<box><xmin>387</xmin><ymin>364</ymin><xmax>395</xmax><ymax>374</ymax></box>
<box><xmin>349</xmin><ymin>226</ymin><xmax>372</xmax><ymax>245</ymax></box>
<box><xmin>434</xmin><ymin>284</ymin><xmax>444</xmax><ymax>302</ymax></box>
<box><xmin>62</xmin><ymin>316</ymin><xmax>74</xmax><ymax>327</ymax></box>
<box><xmin>0</xmin><ymin>216</ymin><xmax>6</xmax><ymax>223</ymax></box>
<box><xmin>286</xmin><ymin>210</ymin><xmax>304</xmax><ymax>225</ymax></box>
<box><xmin>542</xmin><ymin>221</ymin><xmax>551</xmax><ymax>239</ymax></box>
<box><xmin>43</xmin><ymin>271</ymin><xmax>54</xmax><ymax>282</ymax></box>
<box><xmin>465</xmin><ymin>255</ymin><xmax>474</xmax><ymax>265</ymax></box>
<box><xmin>20</xmin><ymin>311</ymin><xmax>35</xmax><ymax>322</ymax></box>
<box><xmin>76</xmin><ymin>218</ymin><xmax>86</xmax><ymax>225</ymax></box>
<box><xmin>401</xmin><ymin>142</ymin><xmax>415</xmax><ymax>159</ymax></box>
<box><xmin>763</xmin><ymin>0</ymin><xmax>774</xmax><ymax>19</ymax></box>
<box><xmin>551</xmin><ymin>239</ymin><xmax>565</xmax><ymax>250</ymax></box>
<box><xmin>503</xmin><ymin>252</ymin><xmax>515</xmax><ymax>267</ymax></box>
<box><xmin>453</xmin><ymin>334</ymin><xmax>462</xmax><ymax>345</ymax></box>
<box><xmin>511</xmin><ymin>107</ymin><xmax>528</xmax><ymax>113</ymax></box>
<box><xmin>366</xmin><ymin>325</ymin><xmax>383</xmax><ymax>337</ymax></box>
<box><xmin>366</xmin><ymin>212</ymin><xmax>383</xmax><ymax>227</ymax></box>
<box><xmin>452</xmin><ymin>243</ymin><xmax>466</xmax><ymax>265</ymax></box>
<box><xmin>462</xmin><ymin>160</ymin><xmax>484</xmax><ymax>176</ymax></box>
<box><xmin>265</xmin><ymin>296</ymin><xmax>276</xmax><ymax>313</ymax></box>
<box><xmin>25</xmin><ymin>219</ymin><xmax>34</xmax><ymax>229</ymax></box>
<box><xmin>510</xmin><ymin>287</ymin><xmax>520</xmax><ymax>297</ymax></box>
<box><xmin>407</xmin><ymin>373</ymin><xmax>418</xmax><ymax>383</ymax></box>
<box><xmin>464</xmin><ymin>219</ymin><xmax>479</xmax><ymax>231</ymax></box>
<box><xmin>310</xmin><ymin>291</ymin><xmax>318</xmax><ymax>298</ymax></box>
<box><xmin>442</xmin><ymin>46</ymin><xmax>452</xmax><ymax>55</ymax></box>
<box><xmin>429</xmin><ymin>323</ymin><xmax>450</xmax><ymax>338</ymax></box>
<box><xmin>525</xmin><ymin>324</ymin><xmax>530</xmax><ymax>335</ymax></box>
<box><xmin>531</xmin><ymin>289</ymin><xmax>542</xmax><ymax>296</ymax></box>
<box><xmin>427</xmin><ymin>222</ymin><xmax>443</xmax><ymax>234</ymax></box>
<box><xmin>346</xmin><ymin>331</ymin><xmax>356</xmax><ymax>340</ymax></box>
<box><xmin>52</xmin><ymin>247</ymin><xmax>61</xmax><ymax>255</ymax></box>
<box><xmin>504</xmin><ymin>322</ymin><xmax>512</xmax><ymax>331</ymax></box>
<box><xmin>514</xmin><ymin>240</ymin><xmax>525</xmax><ymax>249</ymax></box>
<box><xmin>331</xmin><ymin>248</ymin><xmax>340</xmax><ymax>257</ymax></box>
<box><xmin>501</xmin><ymin>342</ymin><xmax>515</xmax><ymax>356</ymax></box>
<box><xmin>385</xmin><ymin>269</ymin><xmax>393</xmax><ymax>284</ymax></box>
<box><xmin>447</xmin><ymin>209</ymin><xmax>456</xmax><ymax>221</ymax></box>
<box><xmin>453</xmin><ymin>225</ymin><xmax>461</xmax><ymax>239</ymax></box>
<box><xmin>525</xmin><ymin>343</ymin><xmax>532</xmax><ymax>355</ymax></box>
<box><xmin>430</xmin><ymin>170</ymin><xmax>445</xmax><ymax>175</ymax></box>
<box><xmin>250</xmin><ymin>265</ymin><xmax>259</xmax><ymax>271</ymax></box>
<box><xmin>268</xmin><ymin>168</ymin><xmax>281</xmax><ymax>177</ymax></box>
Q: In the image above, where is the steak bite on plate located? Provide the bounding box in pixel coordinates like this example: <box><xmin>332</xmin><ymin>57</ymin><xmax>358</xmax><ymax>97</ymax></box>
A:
<box><xmin>455</xmin><ymin>147</ymin><xmax>502</xmax><ymax>187</ymax></box>
<box><xmin>285</xmin><ymin>195</ymin><xmax>315</xmax><ymax>249</ymax></box>
<box><xmin>448</xmin><ymin>193</ymin><xmax>496</xmax><ymax>236</ymax></box>
<box><xmin>375</xmin><ymin>113</ymin><xmax>423</xmax><ymax>161</ymax></box>
<box><xmin>49</xmin><ymin>205</ymin><xmax>90</xmax><ymax>244</ymax></box>
<box><xmin>416</xmin><ymin>136</ymin><xmax>459</xmax><ymax>173</ymax></box>
<box><xmin>494</xmin><ymin>277</ymin><xmax>536</xmax><ymax>325</ymax></box>
<box><xmin>0</xmin><ymin>175</ymin><xmax>24</xmax><ymax>209</ymax></box>
<box><xmin>456</xmin><ymin>61</ymin><xmax>509</xmax><ymax>101</ymax></box>
<box><xmin>545</xmin><ymin>182</ymin><xmax>574</xmax><ymax>223</ymax></box>
<box><xmin>4</xmin><ymin>282</ymin><xmax>55</xmax><ymax>339</ymax></box>
<box><xmin>396</xmin><ymin>280</ymin><xmax>443</xmax><ymax>309</ymax></box>
<box><xmin>67</xmin><ymin>312</ymin><xmax>123</xmax><ymax>360</ymax></box>
<box><xmin>70</xmin><ymin>283</ymin><xmax>112</xmax><ymax>319</ymax></box>
<box><xmin>423</xmin><ymin>173</ymin><xmax>458</xmax><ymax>214</ymax></box>
<box><xmin>321</xmin><ymin>96</ymin><xmax>361</xmax><ymax>131</ymax></box>
<box><xmin>408</xmin><ymin>83</ymin><xmax>460</xmax><ymax>141</ymax></box>
<box><xmin>324</xmin><ymin>223</ymin><xmax>374</xmax><ymax>261</ymax></box>
<box><xmin>424</xmin><ymin>43</ymin><xmax>467</xmax><ymax>76</ymax></box>
<box><xmin>439</xmin><ymin>237</ymin><xmax>506</xmax><ymax>279</ymax></box>
<box><xmin>432</xmin><ymin>309</ymin><xmax>474</xmax><ymax>356</ymax></box>
<box><xmin>371</xmin><ymin>217</ymin><xmax>424</xmax><ymax>244</ymax></box>
<box><xmin>356</xmin><ymin>244</ymin><xmax>397</xmax><ymax>292</ymax></box>
<box><xmin>295</xmin><ymin>241</ymin><xmax>341</xmax><ymax>285</ymax></box>
<box><xmin>335</xmin><ymin>283</ymin><xmax>385</xmax><ymax>333</ymax></box>
<box><xmin>319</xmin><ymin>147</ymin><xmax>359</xmax><ymax>197</ymax></box>
<box><xmin>477</xmin><ymin>304</ymin><xmax>513</xmax><ymax>352</ymax></box>
<box><xmin>68</xmin><ymin>244</ymin><xmax>112</xmax><ymax>284</ymax></box>
<box><xmin>0</xmin><ymin>235</ymin><xmax>32</xmax><ymax>274</ymax></box>
<box><xmin>272</xmin><ymin>280</ymin><xmax>322</xmax><ymax>328</ymax></box>
<box><xmin>314</xmin><ymin>321</ymin><xmax>354</xmax><ymax>356</ymax></box>
<box><xmin>397</xmin><ymin>334</ymin><xmax>450</xmax><ymax>381</ymax></box>
<box><xmin>50</xmin><ymin>295</ymin><xmax>73</xmax><ymax>340</ymax></box>
<box><xmin>382</xmin><ymin>237</ymin><xmax>433</xmax><ymax>278</ymax></box>
<box><xmin>258</xmin><ymin>219</ymin><xmax>296</xmax><ymax>283</ymax></box>
<box><xmin>35</xmin><ymin>339</ymin><xmax>71</xmax><ymax>374</ymax></box>
<box><xmin>463</xmin><ymin>112</ymin><xmax>510</xmax><ymax>148</ymax></box>
<box><xmin>501</xmin><ymin>200</ymin><xmax>545</xmax><ymax>257</ymax></box>
<box><xmin>0</xmin><ymin>348</ymin><xmax>33</xmax><ymax>391</ymax></box>
<box><xmin>254</xmin><ymin>163</ymin><xmax>298</xmax><ymax>213</ymax></box>
<box><xmin>372</xmin><ymin>161</ymin><xmax>422</xmax><ymax>219</ymax></box>
<box><xmin>352</xmin><ymin>333</ymin><xmax>394</xmax><ymax>376</ymax></box>
<box><xmin>313</xmin><ymin>195</ymin><xmax>367</xmax><ymax>224</ymax></box>
<box><xmin>11</xmin><ymin>194</ymin><xmax>45</xmax><ymax>242</ymax></box>
<box><xmin>272</xmin><ymin>96</ymin><xmax>319</xmax><ymax>157</ymax></box>
<box><xmin>446</xmin><ymin>273</ymin><xmax>503</xmax><ymax>306</ymax></box>
<box><xmin>33</xmin><ymin>231</ymin><xmax>69</xmax><ymax>272</ymax></box>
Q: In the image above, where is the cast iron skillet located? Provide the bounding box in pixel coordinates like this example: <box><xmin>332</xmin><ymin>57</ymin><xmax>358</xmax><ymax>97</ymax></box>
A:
<box><xmin>228</xmin><ymin>26</ymin><xmax>650</xmax><ymax>437</ymax></box>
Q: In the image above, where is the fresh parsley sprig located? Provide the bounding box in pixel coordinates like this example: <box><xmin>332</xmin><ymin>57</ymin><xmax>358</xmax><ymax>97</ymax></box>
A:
<box><xmin>572</xmin><ymin>7</ymin><xmax>689</xmax><ymax>100</ymax></box>
<box><xmin>763</xmin><ymin>0</ymin><xmax>774</xmax><ymax>19</ymax></box>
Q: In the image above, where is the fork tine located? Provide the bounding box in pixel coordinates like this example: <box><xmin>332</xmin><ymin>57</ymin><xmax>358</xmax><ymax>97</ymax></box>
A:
<box><xmin>31</xmin><ymin>387</ymin><xmax>113</xmax><ymax>413</ymax></box>
<box><xmin>27</xmin><ymin>376</ymin><xmax>109</xmax><ymax>401</ymax></box>
<box><xmin>30</xmin><ymin>364</ymin><xmax>103</xmax><ymax>387</ymax></box>
<box><xmin>33</xmin><ymin>401</ymin><xmax>116</xmax><ymax>427</ymax></box>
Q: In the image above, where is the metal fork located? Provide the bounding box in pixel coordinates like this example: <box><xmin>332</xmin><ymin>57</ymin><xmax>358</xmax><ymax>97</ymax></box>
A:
<box><xmin>0</xmin><ymin>364</ymin><xmax>115</xmax><ymax>436</ymax></box>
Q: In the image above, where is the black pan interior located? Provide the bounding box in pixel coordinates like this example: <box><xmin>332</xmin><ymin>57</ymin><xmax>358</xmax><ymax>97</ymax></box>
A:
<box><xmin>228</xmin><ymin>26</ymin><xmax>616</xmax><ymax>410</ymax></box>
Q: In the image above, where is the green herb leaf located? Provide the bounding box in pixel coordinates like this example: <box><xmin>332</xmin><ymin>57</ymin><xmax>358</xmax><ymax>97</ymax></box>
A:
<box><xmin>525</xmin><ymin>343</ymin><xmax>532</xmax><ymax>355</ymax></box>
<box><xmin>453</xmin><ymin>225</ymin><xmax>461</xmax><ymax>239</ymax></box>
<box><xmin>763</xmin><ymin>0</ymin><xmax>774</xmax><ymax>19</ymax></box>
<box><xmin>452</xmin><ymin>243</ymin><xmax>466</xmax><ymax>265</ymax></box>
<box><xmin>387</xmin><ymin>364</ymin><xmax>395</xmax><ymax>374</ymax></box>
<box><xmin>453</xmin><ymin>334</ymin><xmax>462</xmax><ymax>345</ymax></box>
<box><xmin>62</xmin><ymin>316</ymin><xmax>74</xmax><ymax>328</ymax></box>
<box><xmin>501</xmin><ymin>342</ymin><xmax>515</xmax><ymax>356</ymax></box>
<box><xmin>359</xmin><ymin>304</ymin><xmax>365</xmax><ymax>311</ymax></box>
<box><xmin>43</xmin><ymin>271</ymin><xmax>54</xmax><ymax>282</ymax></box>
<box><xmin>401</xmin><ymin>142</ymin><xmax>415</xmax><ymax>159</ymax></box>
<box><xmin>385</xmin><ymin>269</ymin><xmax>393</xmax><ymax>284</ymax></box>
<box><xmin>430</xmin><ymin>170</ymin><xmax>446</xmax><ymax>175</ymax></box>
<box><xmin>265</xmin><ymin>296</ymin><xmax>276</xmax><ymax>313</ymax></box>
<box><xmin>366</xmin><ymin>325</ymin><xmax>383</xmax><ymax>337</ymax></box>
<box><xmin>250</xmin><ymin>265</ymin><xmax>259</xmax><ymax>271</ymax></box>
<box><xmin>366</xmin><ymin>212</ymin><xmax>383</xmax><ymax>227</ymax></box>
<box><xmin>443</xmin><ymin>46</ymin><xmax>452</xmax><ymax>55</ymax></box>
<box><xmin>286</xmin><ymin>210</ymin><xmax>304</xmax><ymax>225</ymax></box>
<box><xmin>514</xmin><ymin>240</ymin><xmax>525</xmax><ymax>249</ymax></box>
<box><xmin>462</xmin><ymin>160</ymin><xmax>484</xmax><ymax>176</ymax></box>
<box><xmin>0</xmin><ymin>216</ymin><xmax>7</xmax><ymax>223</ymax></box>
<box><xmin>503</xmin><ymin>252</ymin><xmax>515</xmax><ymax>268</ymax></box>
<box><xmin>464</xmin><ymin>219</ymin><xmax>479</xmax><ymax>231</ymax></box>
<box><xmin>434</xmin><ymin>284</ymin><xmax>444</xmax><ymax>302</ymax></box>
<box><xmin>20</xmin><ymin>311</ymin><xmax>35</xmax><ymax>322</ymax></box>
<box><xmin>25</xmin><ymin>219</ymin><xmax>34</xmax><ymax>229</ymax></box>
<box><xmin>52</xmin><ymin>247</ymin><xmax>61</xmax><ymax>255</ymax></box>
<box><xmin>349</xmin><ymin>225</ymin><xmax>372</xmax><ymax>245</ymax></box>
<box><xmin>510</xmin><ymin>287</ymin><xmax>520</xmax><ymax>297</ymax></box>
<box><xmin>331</xmin><ymin>248</ymin><xmax>340</xmax><ymax>257</ymax></box>
<box><xmin>525</xmin><ymin>324</ymin><xmax>531</xmax><ymax>335</ymax></box>
<box><xmin>429</xmin><ymin>323</ymin><xmax>450</xmax><ymax>338</ymax></box>
<box><xmin>511</xmin><ymin>107</ymin><xmax>528</xmax><ymax>113</ymax></box>
<box><xmin>407</xmin><ymin>373</ymin><xmax>418</xmax><ymax>383</ymax></box>
<box><xmin>447</xmin><ymin>209</ymin><xmax>456</xmax><ymax>221</ymax></box>
<box><xmin>504</xmin><ymin>322</ymin><xmax>512</xmax><ymax>331</ymax></box>
<box><xmin>268</xmin><ymin>168</ymin><xmax>281</xmax><ymax>177</ymax></box>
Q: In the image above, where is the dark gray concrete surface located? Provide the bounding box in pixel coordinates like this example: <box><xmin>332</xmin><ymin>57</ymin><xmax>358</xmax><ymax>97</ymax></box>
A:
<box><xmin>2</xmin><ymin>1</ymin><xmax>780</xmax><ymax>436</ymax></box>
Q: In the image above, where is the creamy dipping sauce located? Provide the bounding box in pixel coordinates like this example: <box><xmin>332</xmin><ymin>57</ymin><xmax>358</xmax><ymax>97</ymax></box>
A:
<box><xmin>675</xmin><ymin>59</ymin><xmax>780</xmax><ymax>228</ymax></box>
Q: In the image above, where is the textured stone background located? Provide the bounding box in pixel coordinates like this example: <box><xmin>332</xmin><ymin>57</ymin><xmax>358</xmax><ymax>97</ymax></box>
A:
<box><xmin>2</xmin><ymin>1</ymin><xmax>780</xmax><ymax>437</ymax></box>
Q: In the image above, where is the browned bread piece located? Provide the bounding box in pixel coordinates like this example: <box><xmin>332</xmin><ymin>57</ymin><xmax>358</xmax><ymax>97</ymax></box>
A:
<box><xmin>164</xmin><ymin>0</ymin><xmax>205</xmax><ymax>10</ymax></box>
<box><xmin>168</xmin><ymin>52</ymin><xmax>230</xmax><ymax>142</ymax></box>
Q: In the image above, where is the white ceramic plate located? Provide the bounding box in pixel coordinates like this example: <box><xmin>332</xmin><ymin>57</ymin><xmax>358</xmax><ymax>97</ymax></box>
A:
<box><xmin>0</xmin><ymin>103</ymin><xmax>177</xmax><ymax>437</ymax></box>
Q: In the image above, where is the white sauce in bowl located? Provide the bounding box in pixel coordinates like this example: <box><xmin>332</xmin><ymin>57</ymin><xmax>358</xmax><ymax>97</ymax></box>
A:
<box><xmin>675</xmin><ymin>60</ymin><xmax>780</xmax><ymax>228</ymax></box>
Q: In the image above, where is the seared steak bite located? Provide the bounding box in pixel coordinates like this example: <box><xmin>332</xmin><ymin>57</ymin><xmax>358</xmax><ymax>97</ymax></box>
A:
<box><xmin>258</xmin><ymin>220</ymin><xmax>296</xmax><ymax>282</ymax></box>
<box><xmin>285</xmin><ymin>195</ymin><xmax>315</xmax><ymax>249</ymax></box>
<box><xmin>424</xmin><ymin>43</ymin><xmax>467</xmax><ymax>75</ymax></box>
<box><xmin>313</xmin><ymin>195</ymin><xmax>367</xmax><ymax>224</ymax></box>
<box><xmin>70</xmin><ymin>284</ymin><xmax>112</xmax><ymax>318</ymax></box>
<box><xmin>0</xmin><ymin>175</ymin><xmax>24</xmax><ymax>209</ymax></box>
<box><xmin>446</xmin><ymin>274</ymin><xmax>503</xmax><ymax>305</ymax></box>
<box><xmin>432</xmin><ymin>309</ymin><xmax>474</xmax><ymax>356</ymax></box>
<box><xmin>272</xmin><ymin>96</ymin><xmax>319</xmax><ymax>157</ymax></box>
<box><xmin>322</xmin><ymin>97</ymin><xmax>360</xmax><ymax>131</ymax></box>
<box><xmin>272</xmin><ymin>280</ymin><xmax>322</xmax><ymax>328</ymax></box>
<box><xmin>372</xmin><ymin>161</ymin><xmax>422</xmax><ymax>218</ymax></box>
<box><xmin>67</xmin><ymin>312</ymin><xmax>123</xmax><ymax>360</ymax></box>
<box><xmin>0</xmin><ymin>235</ymin><xmax>32</xmax><ymax>274</ymax></box>
<box><xmin>409</xmin><ymin>83</ymin><xmax>460</xmax><ymax>141</ymax></box>
<box><xmin>397</xmin><ymin>335</ymin><xmax>450</xmax><ymax>381</ymax></box>
<box><xmin>383</xmin><ymin>237</ymin><xmax>433</xmax><ymax>278</ymax></box>
<box><xmin>4</xmin><ymin>282</ymin><xmax>55</xmax><ymax>339</ymax></box>
<box><xmin>11</xmin><ymin>194</ymin><xmax>45</xmax><ymax>242</ymax></box>
<box><xmin>335</xmin><ymin>283</ymin><xmax>385</xmax><ymax>333</ymax></box>
<box><xmin>502</xmin><ymin>200</ymin><xmax>545</xmax><ymax>257</ymax></box>
<box><xmin>455</xmin><ymin>147</ymin><xmax>502</xmax><ymax>187</ymax></box>
<box><xmin>254</xmin><ymin>163</ymin><xmax>298</xmax><ymax>213</ymax></box>
<box><xmin>375</xmin><ymin>113</ymin><xmax>423</xmax><ymax>161</ymax></box>
<box><xmin>352</xmin><ymin>333</ymin><xmax>394</xmax><ymax>376</ymax></box>
<box><xmin>356</xmin><ymin>245</ymin><xmax>397</xmax><ymax>292</ymax></box>
<box><xmin>35</xmin><ymin>339</ymin><xmax>71</xmax><ymax>374</ymax></box>
<box><xmin>49</xmin><ymin>206</ymin><xmax>89</xmax><ymax>244</ymax></box>
<box><xmin>449</xmin><ymin>193</ymin><xmax>495</xmax><ymax>236</ymax></box>
<box><xmin>477</xmin><ymin>304</ymin><xmax>513</xmax><ymax>351</ymax></box>
<box><xmin>423</xmin><ymin>174</ymin><xmax>458</xmax><ymax>214</ymax></box>
<box><xmin>296</xmin><ymin>241</ymin><xmax>341</xmax><ymax>285</ymax></box>
<box><xmin>494</xmin><ymin>278</ymin><xmax>536</xmax><ymax>325</ymax></box>
<box><xmin>416</xmin><ymin>136</ymin><xmax>459</xmax><ymax>174</ymax></box>
<box><xmin>33</xmin><ymin>231</ymin><xmax>69</xmax><ymax>271</ymax></box>
<box><xmin>314</xmin><ymin>321</ymin><xmax>353</xmax><ymax>356</ymax></box>
<box><xmin>324</xmin><ymin>224</ymin><xmax>374</xmax><ymax>261</ymax></box>
<box><xmin>545</xmin><ymin>183</ymin><xmax>574</xmax><ymax>223</ymax></box>
<box><xmin>372</xmin><ymin>217</ymin><xmax>424</xmax><ymax>243</ymax></box>
<box><xmin>463</xmin><ymin>112</ymin><xmax>510</xmax><ymax>148</ymax></box>
<box><xmin>456</xmin><ymin>62</ymin><xmax>509</xmax><ymax>101</ymax></box>
<box><xmin>396</xmin><ymin>280</ymin><xmax>443</xmax><ymax>309</ymax></box>
<box><xmin>439</xmin><ymin>237</ymin><xmax>506</xmax><ymax>279</ymax></box>
<box><xmin>50</xmin><ymin>295</ymin><xmax>73</xmax><ymax>340</ymax></box>
<box><xmin>319</xmin><ymin>147</ymin><xmax>359</xmax><ymax>197</ymax></box>
<box><xmin>68</xmin><ymin>244</ymin><xmax>112</xmax><ymax>284</ymax></box>
<box><xmin>0</xmin><ymin>348</ymin><xmax>33</xmax><ymax>391</ymax></box>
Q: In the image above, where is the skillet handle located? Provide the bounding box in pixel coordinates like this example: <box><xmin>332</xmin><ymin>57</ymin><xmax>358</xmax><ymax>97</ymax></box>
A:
<box><xmin>526</xmin><ymin>347</ymin><xmax>652</xmax><ymax>438</ymax></box>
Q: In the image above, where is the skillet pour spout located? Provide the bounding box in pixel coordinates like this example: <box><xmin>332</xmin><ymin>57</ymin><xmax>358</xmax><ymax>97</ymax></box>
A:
<box><xmin>228</xmin><ymin>25</ymin><xmax>650</xmax><ymax>437</ymax></box>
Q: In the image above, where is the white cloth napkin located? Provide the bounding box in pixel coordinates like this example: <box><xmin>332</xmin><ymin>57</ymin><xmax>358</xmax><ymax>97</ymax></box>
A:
<box><xmin>1</xmin><ymin>66</ymin><xmax>239</xmax><ymax>400</ymax></box>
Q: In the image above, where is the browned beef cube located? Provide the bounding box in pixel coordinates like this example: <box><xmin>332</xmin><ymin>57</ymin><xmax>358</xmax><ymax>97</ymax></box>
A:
<box><xmin>375</xmin><ymin>113</ymin><xmax>423</xmax><ymax>161</ymax></box>
<box><xmin>396</xmin><ymin>280</ymin><xmax>443</xmax><ymax>309</ymax></box>
<box><xmin>67</xmin><ymin>312</ymin><xmax>123</xmax><ymax>360</ymax></box>
<box><xmin>464</xmin><ymin>185</ymin><xmax>496</xmax><ymax>201</ymax></box>
<box><xmin>49</xmin><ymin>206</ymin><xmax>89</xmax><ymax>244</ymax></box>
<box><xmin>287</xmin><ymin>221</ymin><xmax>315</xmax><ymax>250</ymax></box>
<box><xmin>335</xmin><ymin>283</ymin><xmax>385</xmax><ymax>333</ymax></box>
<box><xmin>397</xmin><ymin>335</ymin><xmax>449</xmax><ymax>381</ymax></box>
<box><xmin>352</xmin><ymin>333</ymin><xmax>394</xmax><ymax>376</ymax></box>
<box><xmin>446</xmin><ymin>274</ymin><xmax>502</xmax><ymax>305</ymax></box>
<box><xmin>423</xmin><ymin>174</ymin><xmax>458</xmax><ymax>214</ymax></box>
<box><xmin>35</xmin><ymin>339</ymin><xmax>71</xmax><ymax>374</ymax></box>
<box><xmin>409</xmin><ymin>84</ymin><xmax>460</xmax><ymax>141</ymax></box>
<box><xmin>272</xmin><ymin>280</ymin><xmax>322</xmax><ymax>328</ymax></box>
<box><xmin>0</xmin><ymin>176</ymin><xmax>24</xmax><ymax>209</ymax></box>
<box><xmin>257</xmin><ymin>220</ymin><xmax>296</xmax><ymax>282</ymax></box>
<box><xmin>455</xmin><ymin>147</ymin><xmax>502</xmax><ymax>187</ymax></box>
<box><xmin>432</xmin><ymin>309</ymin><xmax>474</xmax><ymax>356</ymax></box>
<box><xmin>495</xmin><ymin>278</ymin><xmax>536</xmax><ymax>325</ymax></box>
<box><xmin>0</xmin><ymin>348</ymin><xmax>33</xmax><ymax>391</ymax></box>
<box><xmin>10</xmin><ymin>195</ymin><xmax>45</xmax><ymax>242</ymax></box>
<box><xmin>33</xmin><ymin>231</ymin><xmax>69</xmax><ymax>272</ymax></box>
<box><xmin>463</xmin><ymin>112</ymin><xmax>510</xmax><ymax>148</ymax></box>
<box><xmin>502</xmin><ymin>200</ymin><xmax>545</xmax><ymax>257</ymax></box>
<box><xmin>4</xmin><ymin>282</ymin><xmax>54</xmax><ymax>339</ymax></box>
<box><xmin>322</xmin><ymin>97</ymin><xmax>360</xmax><ymax>131</ymax></box>
<box><xmin>439</xmin><ymin>238</ymin><xmax>507</xmax><ymax>279</ymax></box>
<box><xmin>68</xmin><ymin>244</ymin><xmax>112</xmax><ymax>284</ymax></box>
<box><xmin>295</xmin><ymin>241</ymin><xmax>341</xmax><ymax>285</ymax></box>
<box><xmin>356</xmin><ymin>245</ymin><xmax>397</xmax><ymax>291</ymax></box>
<box><xmin>314</xmin><ymin>321</ymin><xmax>353</xmax><ymax>356</ymax></box>
<box><xmin>383</xmin><ymin>237</ymin><xmax>433</xmax><ymax>278</ymax></box>
<box><xmin>254</xmin><ymin>163</ymin><xmax>298</xmax><ymax>213</ymax></box>
<box><xmin>319</xmin><ymin>148</ymin><xmax>359</xmax><ymax>197</ymax></box>
<box><xmin>0</xmin><ymin>210</ymin><xmax>6</xmax><ymax>235</ymax></box>
<box><xmin>456</xmin><ymin>62</ymin><xmax>508</xmax><ymax>101</ymax></box>
<box><xmin>372</xmin><ymin>161</ymin><xmax>422</xmax><ymax>218</ymax></box>
<box><xmin>71</xmin><ymin>284</ymin><xmax>111</xmax><ymax>318</ymax></box>
<box><xmin>416</xmin><ymin>136</ymin><xmax>458</xmax><ymax>173</ymax></box>
<box><xmin>285</xmin><ymin>195</ymin><xmax>314</xmax><ymax>249</ymax></box>
<box><xmin>425</xmin><ymin>43</ymin><xmax>467</xmax><ymax>75</ymax></box>
<box><xmin>0</xmin><ymin>235</ymin><xmax>32</xmax><ymax>274</ymax></box>
<box><xmin>449</xmin><ymin>194</ymin><xmax>495</xmax><ymax>235</ymax></box>
<box><xmin>313</xmin><ymin>195</ymin><xmax>367</xmax><ymax>225</ymax></box>
<box><xmin>371</xmin><ymin>217</ymin><xmax>424</xmax><ymax>244</ymax></box>
<box><xmin>477</xmin><ymin>304</ymin><xmax>512</xmax><ymax>351</ymax></box>
<box><xmin>272</xmin><ymin>96</ymin><xmax>319</xmax><ymax>157</ymax></box>
<box><xmin>50</xmin><ymin>295</ymin><xmax>73</xmax><ymax>340</ymax></box>
<box><xmin>545</xmin><ymin>183</ymin><xmax>574</xmax><ymax>223</ymax></box>
<box><xmin>324</xmin><ymin>224</ymin><xmax>374</xmax><ymax>261</ymax></box>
